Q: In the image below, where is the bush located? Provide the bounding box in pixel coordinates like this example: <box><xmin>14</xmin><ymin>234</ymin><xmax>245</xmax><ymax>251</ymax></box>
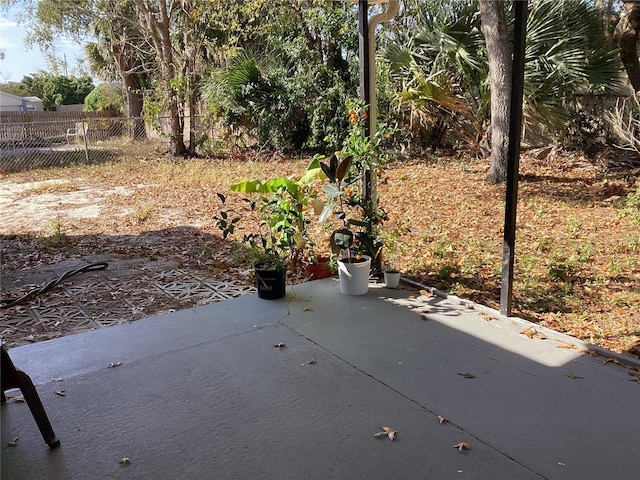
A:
<box><xmin>621</xmin><ymin>190</ymin><xmax>640</xmax><ymax>225</ymax></box>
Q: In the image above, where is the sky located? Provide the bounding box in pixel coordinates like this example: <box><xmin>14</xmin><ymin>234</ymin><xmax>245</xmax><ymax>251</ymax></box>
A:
<box><xmin>0</xmin><ymin>5</ymin><xmax>87</xmax><ymax>82</ymax></box>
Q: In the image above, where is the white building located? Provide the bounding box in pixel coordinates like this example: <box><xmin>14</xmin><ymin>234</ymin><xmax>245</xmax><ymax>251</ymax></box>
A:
<box><xmin>0</xmin><ymin>91</ymin><xmax>44</xmax><ymax>112</ymax></box>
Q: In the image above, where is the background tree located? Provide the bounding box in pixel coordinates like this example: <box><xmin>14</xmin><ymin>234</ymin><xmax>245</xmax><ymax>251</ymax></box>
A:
<box><xmin>384</xmin><ymin>0</ymin><xmax>487</xmax><ymax>151</ymax></box>
<box><xmin>477</xmin><ymin>0</ymin><xmax>623</xmax><ymax>182</ymax></box>
<box><xmin>85</xmin><ymin>0</ymin><xmax>150</xmax><ymax>127</ymax></box>
<box><xmin>478</xmin><ymin>0</ymin><xmax>512</xmax><ymax>183</ymax></box>
<box><xmin>4</xmin><ymin>0</ymin><xmax>148</xmax><ymax>130</ymax></box>
<box><xmin>615</xmin><ymin>1</ymin><xmax>640</xmax><ymax>91</ymax></box>
<box><xmin>9</xmin><ymin>72</ymin><xmax>95</xmax><ymax>110</ymax></box>
<box><xmin>202</xmin><ymin>0</ymin><xmax>359</xmax><ymax>152</ymax></box>
<box><xmin>84</xmin><ymin>83</ymin><xmax>124</xmax><ymax>112</ymax></box>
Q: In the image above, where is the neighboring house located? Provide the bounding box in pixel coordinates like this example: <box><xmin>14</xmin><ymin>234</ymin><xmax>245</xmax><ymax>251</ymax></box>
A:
<box><xmin>0</xmin><ymin>91</ymin><xmax>44</xmax><ymax>112</ymax></box>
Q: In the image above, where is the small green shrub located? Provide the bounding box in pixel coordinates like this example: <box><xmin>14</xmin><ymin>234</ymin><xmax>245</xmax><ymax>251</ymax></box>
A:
<box><xmin>621</xmin><ymin>190</ymin><xmax>640</xmax><ymax>225</ymax></box>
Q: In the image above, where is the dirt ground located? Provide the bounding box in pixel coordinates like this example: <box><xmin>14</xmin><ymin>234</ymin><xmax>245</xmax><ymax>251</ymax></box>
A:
<box><xmin>0</xmin><ymin>178</ymin><xmax>257</xmax><ymax>347</ymax></box>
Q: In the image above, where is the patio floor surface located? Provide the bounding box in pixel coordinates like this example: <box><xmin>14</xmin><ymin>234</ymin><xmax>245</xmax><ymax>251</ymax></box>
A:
<box><xmin>1</xmin><ymin>278</ymin><xmax>639</xmax><ymax>479</ymax></box>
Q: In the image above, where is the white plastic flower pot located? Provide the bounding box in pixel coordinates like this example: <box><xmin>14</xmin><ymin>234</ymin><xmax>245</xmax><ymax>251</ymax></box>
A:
<box><xmin>384</xmin><ymin>271</ymin><xmax>401</xmax><ymax>289</ymax></box>
<box><xmin>337</xmin><ymin>255</ymin><xmax>371</xmax><ymax>295</ymax></box>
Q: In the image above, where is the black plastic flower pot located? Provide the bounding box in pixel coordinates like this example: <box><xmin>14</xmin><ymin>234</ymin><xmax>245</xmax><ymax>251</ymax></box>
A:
<box><xmin>254</xmin><ymin>261</ymin><xmax>286</xmax><ymax>300</ymax></box>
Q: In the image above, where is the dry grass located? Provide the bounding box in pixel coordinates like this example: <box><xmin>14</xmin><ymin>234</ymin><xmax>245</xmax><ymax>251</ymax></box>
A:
<box><xmin>2</xmin><ymin>143</ymin><xmax>639</xmax><ymax>357</ymax></box>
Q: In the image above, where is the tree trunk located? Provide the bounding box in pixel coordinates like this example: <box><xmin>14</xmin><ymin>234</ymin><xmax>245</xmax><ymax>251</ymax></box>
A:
<box><xmin>114</xmin><ymin>47</ymin><xmax>146</xmax><ymax>139</ymax></box>
<box><xmin>136</xmin><ymin>0</ymin><xmax>186</xmax><ymax>156</ymax></box>
<box><xmin>616</xmin><ymin>1</ymin><xmax>640</xmax><ymax>92</ymax></box>
<box><xmin>479</xmin><ymin>0</ymin><xmax>513</xmax><ymax>183</ymax></box>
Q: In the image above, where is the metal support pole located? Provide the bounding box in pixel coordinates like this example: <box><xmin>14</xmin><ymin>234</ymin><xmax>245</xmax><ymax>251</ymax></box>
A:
<box><xmin>358</xmin><ymin>1</ymin><xmax>371</xmax><ymax>126</ymax></box>
<box><xmin>358</xmin><ymin>1</ymin><xmax>374</xmax><ymax>259</ymax></box>
<box><xmin>500</xmin><ymin>0</ymin><xmax>528</xmax><ymax>316</ymax></box>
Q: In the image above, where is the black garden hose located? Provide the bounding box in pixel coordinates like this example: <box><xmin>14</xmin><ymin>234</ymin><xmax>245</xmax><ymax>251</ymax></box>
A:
<box><xmin>1</xmin><ymin>262</ymin><xmax>108</xmax><ymax>309</ymax></box>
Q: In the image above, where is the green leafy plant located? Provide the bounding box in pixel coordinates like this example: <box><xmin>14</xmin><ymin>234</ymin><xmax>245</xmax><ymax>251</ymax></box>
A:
<box><xmin>621</xmin><ymin>190</ymin><xmax>640</xmax><ymax>226</ymax></box>
<box><xmin>380</xmin><ymin>219</ymin><xmax>410</xmax><ymax>273</ymax></box>
<box><xmin>314</xmin><ymin>100</ymin><xmax>393</xmax><ymax>265</ymax></box>
<box><xmin>214</xmin><ymin>160</ymin><xmax>324</xmax><ymax>270</ymax></box>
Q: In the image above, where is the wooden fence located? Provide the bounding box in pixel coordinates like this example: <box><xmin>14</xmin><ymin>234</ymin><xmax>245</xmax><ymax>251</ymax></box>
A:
<box><xmin>0</xmin><ymin>111</ymin><xmax>120</xmax><ymax>124</ymax></box>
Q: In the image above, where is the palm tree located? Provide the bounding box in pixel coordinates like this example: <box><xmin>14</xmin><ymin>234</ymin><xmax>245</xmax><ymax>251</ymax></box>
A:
<box><xmin>384</xmin><ymin>0</ymin><xmax>625</xmax><ymax>176</ymax></box>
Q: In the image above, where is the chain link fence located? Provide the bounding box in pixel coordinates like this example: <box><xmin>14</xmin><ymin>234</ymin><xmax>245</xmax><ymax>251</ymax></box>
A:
<box><xmin>0</xmin><ymin>114</ymin><xmax>148</xmax><ymax>173</ymax></box>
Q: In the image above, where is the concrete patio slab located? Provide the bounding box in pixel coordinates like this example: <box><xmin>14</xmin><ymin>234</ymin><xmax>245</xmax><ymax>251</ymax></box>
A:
<box><xmin>2</xmin><ymin>278</ymin><xmax>639</xmax><ymax>479</ymax></box>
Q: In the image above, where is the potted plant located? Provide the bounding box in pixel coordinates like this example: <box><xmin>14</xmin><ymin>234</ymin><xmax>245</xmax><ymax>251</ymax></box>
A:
<box><xmin>380</xmin><ymin>220</ymin><xmax>409</xmax><ymax>289</ymax></box>
<box><xmin>310</xmin><ymin>100</ymin><xmax>394</xmax><ymax>295</ymax></box>
<box><xmin>315</xmin><ymin>154</ymin><xmax>374</xmax><ymax>295</ymax></box>
<box><xmin>214</xmin><ymin>164</ymin><xmax>323</xmax><ymax>299</ymax></box>
<box><xmin>302</xmin><ymin>251</ymin><xmax>334</xmax><ymax>281</ymax></box>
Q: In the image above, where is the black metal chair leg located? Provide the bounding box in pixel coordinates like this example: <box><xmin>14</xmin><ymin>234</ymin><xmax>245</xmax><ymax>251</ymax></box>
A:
<box><xmin>1</xmin><ymin>345</ymin><xmax>60</xmax><ymax>448</ymax></box>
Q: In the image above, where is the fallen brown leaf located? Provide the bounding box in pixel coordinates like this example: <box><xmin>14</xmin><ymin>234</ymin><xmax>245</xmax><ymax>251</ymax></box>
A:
<box><xmin>437</xmin><ymin>415</ymin><xmax>448</xmax><ymax>424</ymax></box>
<box><xmin>604</xmin><ymin>358</ymin><xmax>622</xmax><ymax>365</ymax></box>
<box><xmin>303</xmin><ymin>307</ymin><xmax>313</xmax><ymax>312</ymax></box>
<box><xmin>520</xmin><ymin>327</ymin><xmax>547</xmax><ymax>340</ymax></box>
<box><xmin>480</xmin><ymin>313</ymin><xmax>494</xmax><ymax>322</ymax></box>
<box><xmin>273</xmin><ymin>343</ymin><xmax>287</xmax><ymax>349</ymax></box>
<box><xmin>308</xmin><ymin>358</ymin><xmax>317</xmax><ymax>365</ymax></box>
<box><xmin>374</xmin><ymin>426</ymin><xmax>398</xmax><ymax>441</ymax></box>
<box><xmin>454</xmin><ymin>441</ymin><xmax>471</xmax><ymax>451</ymax></box>
<box><xmin>556</xmin><ymin>342</ymin><xmax>577</xmax><ymax>349</ymax></box>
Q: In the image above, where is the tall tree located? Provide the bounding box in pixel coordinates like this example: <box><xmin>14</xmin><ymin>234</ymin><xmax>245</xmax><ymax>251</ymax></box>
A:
<box><xmin>4</xmin><ymin>0</ymin><xmax>148</xmax><ymax>128</ymax></box>
<box><xmin>478</xmin><ymin>0</ymin><xmax>512</xmax><ymax>183</ymax></box>
<box><xmin>616</xmin><ymin>1</ymin><xmax>640</xmax><ymax>91</ymax></box>
<box><xmin>87</xmin><ymin>0</ymin><xmax>149</xmax><ymax>127</ymax></box>
<box><xmin>132</xmin><ymin>0</ymin><xmax>186</xmax><ymax>156</ymax></box>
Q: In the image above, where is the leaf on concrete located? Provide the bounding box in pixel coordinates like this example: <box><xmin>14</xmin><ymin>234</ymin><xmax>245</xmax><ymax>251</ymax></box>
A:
<box><xmin>7</xmin><ymin>394</ymin><xmax>25</xmax><ymax>403</ymax></box>
<box><xmin>437</xmin><ymin>415</ymin><xmax>448</xmax><ymax>424</ymax></box>
<box><xmin>303</xmin><ymin>307</ymin><xmax>313</xmax><ymax>312</ymax></box>
<box><xmin>457</xmin><ymin>372</ymin><xmax>476</xmax><ymax>379</ymax></box>
<box><xmin>480</xmin><ymin>313</ymin><xmax>494</xmax><ymax>322</ymax></box>
<box><xmin>453</xmin><ymin>441</ymin><xmax>471</xmax><ymax>451</ymax></box>
<box><xmin>520</xmin><ymin>327</ymin><xmax>547</xmax><ymax>340</ymax></box>
<box><xmin>628</xmin><ymin>371</ymin><xmax>640</xmax><ymax>383</ymax></box>
<box><xmin>565</xmin><ymin>373</ymin><xmax>584</xmax><ymax>380</ymax></box>
<box><xmin>108</xmin><ymin>362</ymin><xmax>122</xmax><ymax>368</ymax></box>
<box><xmin>119</xmin><ymin>457</ymin><xmax>131</xmax><ymax>466</ymax></box>
<box><xmin>308</xmin><ymin>358</ymin><xmax>317</xmax><ymax>365</ymax></box>
<box><xmin>7</xmin><ymin>437</ymin><xmax>19</xmax><ymax>447</ymax></box>
<box><xmin>604</xmin><ymin>357</ymin><xmax>622</xmax><ymax>365</ymax></box>
<box><xmin>273</xmin><ymin>343</ymin><xmax>287</xmax><ymax>349</ymax></box>
<box><xmin>374</xmin><ymin>426</ymin><xmax>398</xmax><ymax>441</ymax></box>
<box><xmin>556</xmin><ymin>342</ymin><xmax>577</xmax><ymax>349</ymax></box>
<box><xmin>54</xmin><ymin>390</ymin><xmax>66</xmax><ymax>396</ymax></box>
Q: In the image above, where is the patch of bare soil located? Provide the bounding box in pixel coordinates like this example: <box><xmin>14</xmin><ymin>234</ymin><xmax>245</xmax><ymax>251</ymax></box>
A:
<box><xmin>1</xmin><ymin>149</ymin><xmax>639</xmax><ymax>359</ymax></box>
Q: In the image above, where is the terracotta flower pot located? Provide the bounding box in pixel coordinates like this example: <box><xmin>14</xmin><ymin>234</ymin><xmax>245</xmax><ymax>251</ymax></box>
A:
<box><xmin>304</xmin><ymin>258</ymin><xmax>332</xmax><ymax>280</ymax></box>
